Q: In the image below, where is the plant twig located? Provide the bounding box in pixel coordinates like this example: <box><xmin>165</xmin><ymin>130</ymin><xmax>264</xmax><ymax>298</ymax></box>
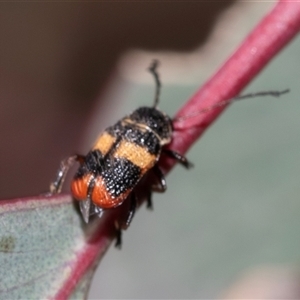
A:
<box><xmin>57</xmin><ymin>1</ymin><xmax>300</xmax><ymax>297</ymax></box>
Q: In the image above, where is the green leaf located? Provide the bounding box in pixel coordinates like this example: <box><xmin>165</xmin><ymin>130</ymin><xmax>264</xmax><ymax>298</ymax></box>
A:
<box><xmin>0</xmin><ymin>195</ymin><xmax>112</xmax><ymax>299</ymax></box>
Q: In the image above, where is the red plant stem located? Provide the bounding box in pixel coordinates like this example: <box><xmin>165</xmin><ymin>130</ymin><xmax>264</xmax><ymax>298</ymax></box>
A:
<box><xmin>54</xmin><ymin>216</ymin><xmax>114</xmax><ymax>300</ymax></box>
<box><xmin>58</xmin><ymin>1</ymin><xmax>300</xmax><ymax>298</ymax></box>
<box><xmin>162</xmin><ymin>0</ymin><xmax>300</xmax><ymax>172</ymax></box>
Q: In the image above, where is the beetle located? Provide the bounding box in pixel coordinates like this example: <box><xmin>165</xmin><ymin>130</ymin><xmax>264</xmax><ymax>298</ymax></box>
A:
<box><xmin>49</xmin><ymin>60</ymin><xmax>288</xmax><ymax>247</ymax></box>
<box><xmin>49</xmin><ymin>60</ymin><xmax>192</xmax><ymax>246</ymax></box>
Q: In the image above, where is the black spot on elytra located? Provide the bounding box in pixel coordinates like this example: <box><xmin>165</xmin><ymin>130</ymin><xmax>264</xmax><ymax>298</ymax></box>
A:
<box><xmin>102</xmin><ymin>157</ymin><xmax>141</xmax><ymax>197</ymax></box>
<box><xmin>74</xmin><ymin>150</ymin><xmax>104</xmax><ymax>178</ymax></box>
<box><xmin>107</xmin><ymin>121</ymin><xmax>161</xmax><ymax>155</ymax></box>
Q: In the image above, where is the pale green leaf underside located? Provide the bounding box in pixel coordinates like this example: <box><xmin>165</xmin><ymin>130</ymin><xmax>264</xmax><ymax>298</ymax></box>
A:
<box><xmin>0</xmin><ymin>195</ymin><xmax>101</xmax><ymax>299</ymax></box>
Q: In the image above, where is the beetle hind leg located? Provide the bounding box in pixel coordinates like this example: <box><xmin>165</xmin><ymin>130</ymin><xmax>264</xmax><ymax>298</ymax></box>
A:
<box><xmin>94</xmin><ymin>205</ymin><xmax>104</xmax><ymax>219</ymax></box>
<box><xmin>145</xmin><ymin>165</ymin><xmax>167</xmax><ymax>210</ymax></box>
<box><xmin>113</xmin><ymin>193</ymin><xmax>137</xmax><ymax>249</ymax></box>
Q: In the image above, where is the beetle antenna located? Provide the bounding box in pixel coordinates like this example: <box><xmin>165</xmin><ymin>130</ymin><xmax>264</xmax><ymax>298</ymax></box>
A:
<box><xmin>148</xmin><ymin>60</ymin><xmax>161</xmax><ymax>108</ymax></box>
<box><xmin>173</xmin><ymin>89</ymin><xmax>289</xmax><ymax>122</ymax></box>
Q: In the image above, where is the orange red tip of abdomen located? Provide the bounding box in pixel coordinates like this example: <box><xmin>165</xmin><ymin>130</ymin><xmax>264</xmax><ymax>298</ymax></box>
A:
<box><xmin>71</xmin><ymin>174</ymin><xmax>92</xmax><ymax>201</ymax></box>
<box><xmin>71</xmin><ymin>174</ymin><xmax>131</xmax><ymax>209</ymax></box>
<box><xmin>91</xmin><ymin>176</ymin><xmax>131</xmax><ymax>209</ymax></box>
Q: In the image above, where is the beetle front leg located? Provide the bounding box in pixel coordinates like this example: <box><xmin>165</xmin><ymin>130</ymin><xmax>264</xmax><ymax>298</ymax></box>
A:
<box><xmin>49</xmin><ymin>154</ymin><xmax>85</xmax><ymax>194</ymax></box>
<box><xmin>163</xmin><ymin>149</ymin><xmax>193</xmax><ymax>169</ymax></box>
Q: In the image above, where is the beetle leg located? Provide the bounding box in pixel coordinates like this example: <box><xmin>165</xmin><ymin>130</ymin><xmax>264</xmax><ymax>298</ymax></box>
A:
<box><xmin>163</xmin><ymin>149</ymin><xmax>193</xmax><ymax>169</ymax></box>
<box><xmin>114</xmin><ymin>193</ymin><xmax>137</xmax><ymax>248</ymax></box>
<box><xmin>145</xmin><ymin>165</ymin><xmax>166</xmax><ymax>210</ymax></box>
<box><xmin>49</xmin><ymin>154</ymin><xmax>85</xmax><ymax>194</ymax></box>
<box><xmin>94</xmin><ymin>205</ymin><xmax>104</xmax><ymax>219</ymax></box>
<box><xmin>114</xmin><ymin>220</ymin><xmax>122</xmax><ymax>249</ymax></box>
<box><xmin>151</xmin><ymin>165</ymin><xmax>167</xmax><ymax>193</ymax></box>
<box><xmin>80</xmin><ymin>201</ymin><xmax>104</xmax><ymax>224</ymax></box>
<box><xmin>146</xmin><ymin>190</ymin><xmax>153</xmax><ymax>210</ymax></box>
<box><xmin>125</xmin><ymin>193</ymin><xmax>137</xmax><ymax>227</ymax></box>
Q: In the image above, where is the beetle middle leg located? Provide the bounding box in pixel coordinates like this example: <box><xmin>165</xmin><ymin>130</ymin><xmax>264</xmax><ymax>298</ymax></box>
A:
<box><xmin>146</xmin><ymin>165</ymin><xmax>167</xmax><ymax>210</ymax></box>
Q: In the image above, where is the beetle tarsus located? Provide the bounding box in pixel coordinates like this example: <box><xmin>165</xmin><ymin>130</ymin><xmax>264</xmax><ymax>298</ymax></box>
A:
<box><xmin>114</xmin><ymin>221</ymin><xmax>122</xmax><ymax>249</ymax></box>
<box><xmin>146</xmin><ymin>191</ymin><xmax>153</xmax><ymax>210</ymax></box>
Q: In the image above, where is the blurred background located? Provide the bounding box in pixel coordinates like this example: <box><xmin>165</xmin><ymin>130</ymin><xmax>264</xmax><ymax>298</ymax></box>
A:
<box><xmin>2</xmin><ymin>1</ymin><xmax>300</xmax><ymax>298</ymax></box>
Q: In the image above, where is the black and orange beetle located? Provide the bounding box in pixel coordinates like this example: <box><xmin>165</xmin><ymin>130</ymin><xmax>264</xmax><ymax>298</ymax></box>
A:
<box><xmin>50</xmin><ymin>61</ymin><xmax>192</xmax><ymax>245</ymax></box>
<box><xmin>50</xmin><ymin>60</ymin><xmax>288</xmax><ymax>247</ymax></box>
